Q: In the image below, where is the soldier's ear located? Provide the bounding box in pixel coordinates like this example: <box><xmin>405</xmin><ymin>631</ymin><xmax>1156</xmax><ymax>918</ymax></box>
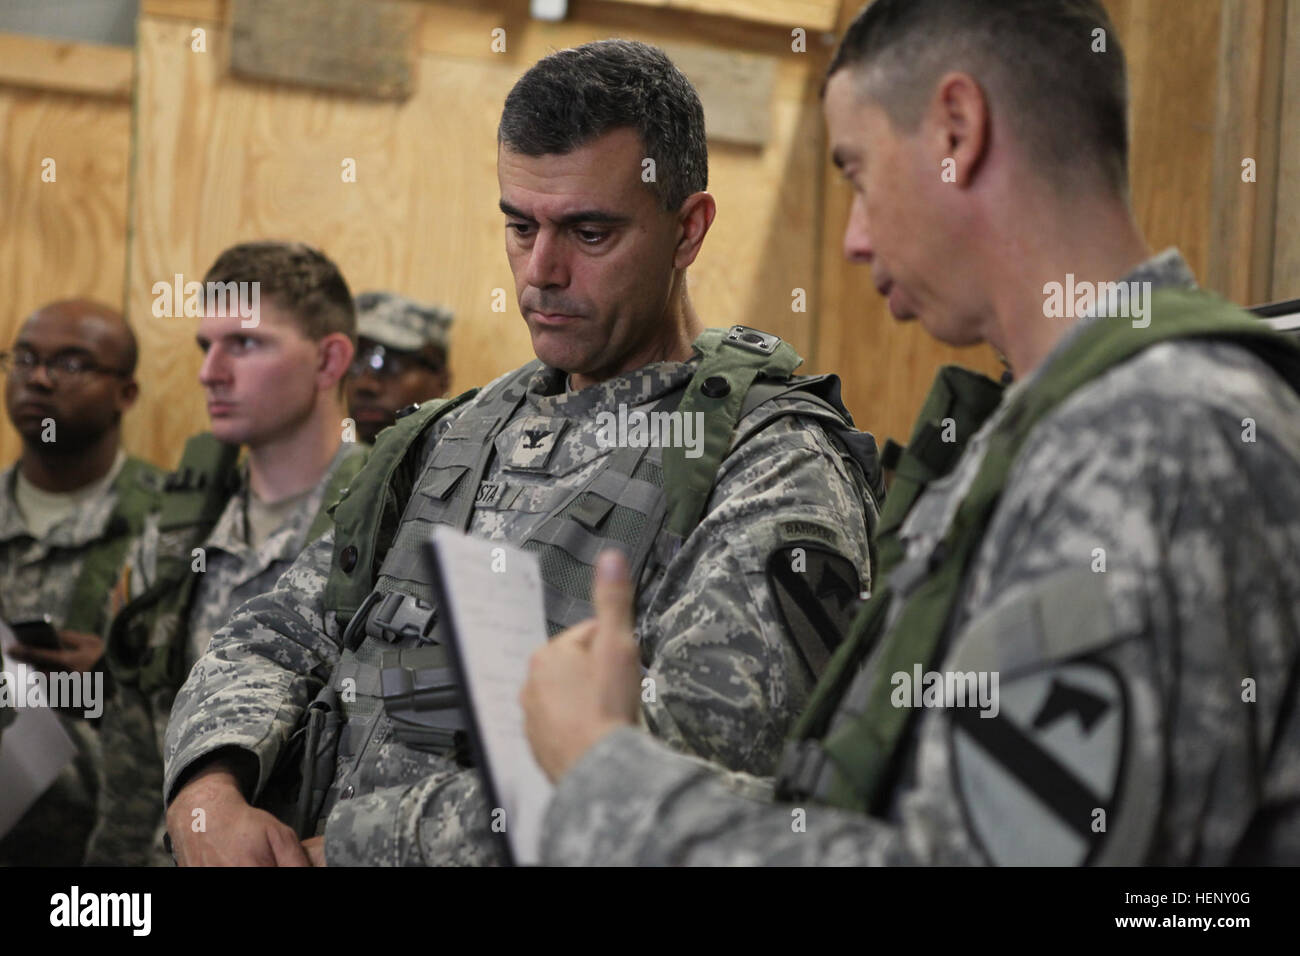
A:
<box><xmin>673</xmin><ymin>192</ymin><xmax>716</xmax><ymax>270</ymax></box>
<box><xmin>317</xmin><ymin>333</ymin><xmax>355</xmax><ymax>391</ymax></box>
<box><xmin>927</xmin><ymin>71</ymin><xmax>988</xmax><ymax>189</ymax></box>
<box><xmin>117</xmin><ymin>378</ymin><xmax>140</xmax><ymax>410</ymax></box>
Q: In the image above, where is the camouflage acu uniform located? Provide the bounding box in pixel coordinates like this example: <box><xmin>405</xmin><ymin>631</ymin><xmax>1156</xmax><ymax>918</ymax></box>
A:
<box><xmin>85</xmin><ymin>443</ymin><xmax>365</xmax><ymax>866</ymax></box>
<box><xmin>540</xmin><ymin>249</ymin><xmax>1300</xmax><ymax>866</ymax></box>
<box><xmin>0</xmin><ymin>455</ymin><xmax>162</xmax><ymax>866</ymax></box>
<box><xmin>164</xmin><ymin>352</ymin><xmax>878</xmax><ymax>866</ymax></box>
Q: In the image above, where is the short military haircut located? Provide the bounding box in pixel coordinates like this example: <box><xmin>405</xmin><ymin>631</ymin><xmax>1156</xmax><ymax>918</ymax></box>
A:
<box><xmin>498</xmin><ymin>39</ymin><xmax>708</xmax><ymax>211</ymax></box>
<box><xmin>203</xmin><ymin>241</ymin><xmax>356</xmax><ymax>343</ymax></box>
<box><xmin>827</xmin><ymin>0</ymin><xmax>1130</xmax><ymax>196</ymax></box>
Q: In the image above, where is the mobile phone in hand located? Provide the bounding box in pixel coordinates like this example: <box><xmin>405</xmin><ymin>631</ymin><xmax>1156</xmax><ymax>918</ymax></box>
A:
<box><xmin>11</xmin><ymin>617</ymin><xmax>61</xmax><ymax>651</ymax></box>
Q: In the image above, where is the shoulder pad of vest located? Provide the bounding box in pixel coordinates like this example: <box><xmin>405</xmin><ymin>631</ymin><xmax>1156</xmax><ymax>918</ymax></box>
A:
<box><xmin>733</xmin><ymin>373</ymin><xmax>885</xmax><ymax>515</ymax></box>
<box><xmin>111</xmin><ymin>457</ymin><xmax>165</xmax><ymax>531</ymax></box>
<box><xmin>736</xmin><ymin>373</ymin><xmax>854</xmax><ymax>426</ymax></box>
<box><xmin>662</xmin><ymin>328</ymin><xmax>807</xmax><ymax>539</ymax></box>
<box><xmin>373</xmin><ymin>389</ymin><xmax>479</xmax><ymax>453</ymax></box>
<box><xmin>119</xmin><ymin>456</ymin><xmax>165</xmax><ymax>494</ymax></box>
<box><xmin>309</xmin><ymin>445</ymin><xmax>372</xmax><ymax>542</ymax></box>
<box><xmin>691</xmin><ymin>325</ymin><xmax>803</xmax><ymax>375</ymax></box>
<box><xmin>158</xmin><ymin>433</ymin><xmax>242</xmax><ymax>531</ymax></box>
<box><xmin>163</xmin><ymin>433</ymin><xmax>240</xmax><ymax>491</ymax></box>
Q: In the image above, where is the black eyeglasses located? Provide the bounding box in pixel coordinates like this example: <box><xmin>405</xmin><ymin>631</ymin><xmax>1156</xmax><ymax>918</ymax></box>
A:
<box><xmin>0</xmin><ymin>350</ymin><xmax>131</xmax><ymax>386</ymax></box>
<box><xmin>349</xmin><ymin>344</ymin><xmax>443</xmax><ymax>380</ymax></box>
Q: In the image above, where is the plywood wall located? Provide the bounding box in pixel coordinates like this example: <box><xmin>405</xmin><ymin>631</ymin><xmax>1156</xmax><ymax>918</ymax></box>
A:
<box><xmin>123</xmin><ymin>0</ymin><xmax>832</xmax><ymax>467</ymax></box>
<box><xmin>3</xmin><ymin>0</ymin><xmax>1290</xmax><ymax>472</ymax></box>
<box><xmin>813</xmin><ymin>0</ymin><xmax>1230</xmax><ymax>447</ymax></box>
<box><xmin>0</xmin><ymin>61</ymin><xmax>132</xmax><ymax>469</ymax></box>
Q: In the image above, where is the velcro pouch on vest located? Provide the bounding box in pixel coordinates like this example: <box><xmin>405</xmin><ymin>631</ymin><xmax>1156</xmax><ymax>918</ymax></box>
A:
<box><xmin>662</xmin><ymin>326</ymin><xmax>803</xmax><ymax>541</ymax></box>
<box><xmin>379</xmin><ymin>645</ymin><xmax>468</xmax><ymax>760</ymax></box>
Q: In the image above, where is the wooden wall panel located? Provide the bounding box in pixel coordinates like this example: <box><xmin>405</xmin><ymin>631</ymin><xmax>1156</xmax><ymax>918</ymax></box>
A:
<box><xmin>1270</xmin><ymin>0</ymin><xmax>1300</xmax><ymax>300</ymax></box>
<box><xmin>814</xmin><ymin>0</ymin><xmax>1227</xmax><ymax>448</ymax></box>
<box><xmin>0</xmin><ymin>83</ymin><xmax>132</xmax><ymax>469</ymax></box>
<box><xmin>1109</xmin><ymin>0</ymin><xmax>1221</xmax><ymax>290</ymax></box>
<box><xmin>609</xmin><ymin>0</ymin><xmax>840</xmax><ymax>32</ymax></box>
<box><xmin>126</xmin><ymin>0</ymin><xmax>831</xmax><ymax>466</ymax></box>
<box><xmin>1207</xmin><ymin>0</ymin><xmax>1286</xmax><ymax>304</ymax></box>
<box><xmin>8</xmin><ymin>0</ymin><xmax>1269</xmax><ymax>469</ymax></box>
<box><xmin>0</xmin><ymin>33</ymin><xmax>134</xmax><ymax>99</ymax></box>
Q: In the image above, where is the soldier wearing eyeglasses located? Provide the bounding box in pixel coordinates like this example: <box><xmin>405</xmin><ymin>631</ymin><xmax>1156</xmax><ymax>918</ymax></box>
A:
<box><xmin>0</xmin><ymin>298</ymin><xmax>162</xmax><ymax>865</ymax></box>
<box><xmin>346</xmin><ymin>292</ymin><xmax>453</xmax><ymax>444</ymax></box>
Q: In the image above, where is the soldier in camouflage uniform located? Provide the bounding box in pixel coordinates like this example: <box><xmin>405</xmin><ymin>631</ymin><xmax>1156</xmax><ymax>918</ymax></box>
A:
<box><xmin>85</xmin><ymin>243</ymin><xmax>366</xmax><ymax>865</ymax></box>
<box><xmin>161</xmin><ymin>41</ymin><xmax>881</xmax><ymax>867</ymax></box>
<box><xmin>523</xmin><ymin>0</ymin><xmax>1300</xmax><ymax>866</ymax></box>
<box><xmin>348</xmin><ymin>292</ymin><xmax>454</xmax><ymax>444</ymax></box>
<box><xmin>0</xmin><ymin>300</ymin><xmax>161</xmax><ymax>866</ymax></box>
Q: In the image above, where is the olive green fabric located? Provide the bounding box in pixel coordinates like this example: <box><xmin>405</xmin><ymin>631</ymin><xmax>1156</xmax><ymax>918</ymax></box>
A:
<box><xmin>105</xmin><ymin>434</ymin><xmax>241</xmax><ymax>695</ymax></box>
<box><xmin>323</xmin><ymin>390</ymin><xmax>481</xmax><ymax>632</ymax></box>
<box><xmin>662</xmin><ymin>328</ymin><xmax>804</xmax><ymax>539</ymax></box>
<box><xmin>63</xmin><ymin>457</ymin><xmax>163</xmax><ymax>635</ymax></box>
<box><xmin>782</xmin><ymin>287</ymin><xmax>1300</xmax><ymax>813</ymax></box>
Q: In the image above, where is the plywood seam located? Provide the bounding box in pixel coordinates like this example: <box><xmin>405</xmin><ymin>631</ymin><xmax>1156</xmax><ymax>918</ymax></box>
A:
<box><xmin>0</xmin><ymin>32</ymin><xmax>134</xmax><ymax>100</ymax></box>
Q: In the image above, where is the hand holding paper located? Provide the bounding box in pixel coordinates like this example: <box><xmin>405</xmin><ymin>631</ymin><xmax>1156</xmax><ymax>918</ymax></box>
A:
<box><xmin>521</xmin><ymin>549</ymin><xmax>643</xmax><ymax>783</ymax></box>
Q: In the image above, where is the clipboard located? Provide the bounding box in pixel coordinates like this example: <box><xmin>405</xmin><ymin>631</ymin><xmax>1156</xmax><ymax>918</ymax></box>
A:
<box><xmin>427</xmin><ymin>526</ymin><xmax>554</xmax><ymax>866</ymax></box>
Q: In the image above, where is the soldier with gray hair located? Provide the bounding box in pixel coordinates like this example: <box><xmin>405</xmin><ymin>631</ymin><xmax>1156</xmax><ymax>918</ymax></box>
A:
<box><xmin>523</xmin><ymin>0</ymin><xmax>1300</xmax><ymax>866</ymax></box>
<box><xmin>161</xmin><ymin>39</ymin><xmax>882</xmax><ymax>867</ymax></box>
<box><xmin>347</xmin><ymin>292</ymin><xmax>453</xmax><ymax>444</ymax></box>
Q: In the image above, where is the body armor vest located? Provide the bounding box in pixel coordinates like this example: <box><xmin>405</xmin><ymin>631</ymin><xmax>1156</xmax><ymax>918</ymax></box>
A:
<box><xmin>107</xmin><ymin>436</ymin><xmax>365</xmax><ymax>699</ymax></box>
<box><xmin>303</xmin><ymin>327</ymin><xmax>883</xmax><ymax>832</ymax></box>
<box><xmin>63</xmin><ymin>456</ymin><xmax>163</xmax><ymax>636</ymax></box>
<box><xmin>775</xmin><ymin>287</ymin><xmax>1300</xmax><ymax>819</ymax></box>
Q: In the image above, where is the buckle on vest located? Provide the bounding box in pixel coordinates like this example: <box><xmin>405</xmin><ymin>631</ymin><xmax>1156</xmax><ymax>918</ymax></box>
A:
<box><xmin>723</xmin><ymin>325</ymin><xmax>780</xmax><ymax>355</ymax></box>
<box><xmin>366</xmin><ymin>591</ymin><xmax>439</xmax><ymax>644</ymax></box>
<box><xmin>775</xmin><ymin>740</ymin><xmax>829</xmax><ymax>802</ymax></box>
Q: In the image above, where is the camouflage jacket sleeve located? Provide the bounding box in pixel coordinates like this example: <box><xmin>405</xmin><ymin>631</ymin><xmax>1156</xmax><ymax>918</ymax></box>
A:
<box><xmin>541</xmin><ymin>342</ymin><xmax>1300</xmax><ymax>865</ymax></box>
<box><xmin>86</xmin><ymin>679</ymin><xmax>169</xmax><ymax>865</ymax></box>
<box><xmin>161</xmin><ymin>529</ymin><xmax>342</xmax><ymax>806</ymax></box>
<box><xmin>637</xmin><ymin>398</ymin><xmax>876</xmax><ymax>775</ymax></box>
<box><xmin>85</xmin><ymin>514</ymin><xmax>168</xmax><ymax>865</ymax></box>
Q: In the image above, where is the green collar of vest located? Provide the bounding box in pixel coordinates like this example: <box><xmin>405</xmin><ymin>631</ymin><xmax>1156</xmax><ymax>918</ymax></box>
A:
<box><xmin>786</xmin><ymin>286</ymin><xmax>1300</xmax><ymax>813</ymax></box>
<box><xmin>663</xmin><ymin>326</ymin><xmax>806</xmax><ymax>538</ymax></box>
